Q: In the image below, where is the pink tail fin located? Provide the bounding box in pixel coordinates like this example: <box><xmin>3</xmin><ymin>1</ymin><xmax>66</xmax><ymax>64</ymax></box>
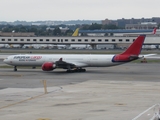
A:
<box><xmin>112</xmin><ymin>35</ymin><xmax>146</xmax><ymax>62</ymax></box>
<box><xmin>152</xmin><ymin>28</ymin><xmax>157</xmax><ymax>34</ymax></box>
<box><xmin>121</xmin><ymin>35</ymin><xmax>146</xmax><ymax>56</ymax></box>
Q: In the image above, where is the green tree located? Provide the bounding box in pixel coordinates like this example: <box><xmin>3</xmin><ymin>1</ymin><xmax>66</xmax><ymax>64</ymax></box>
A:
<box><xmin>102</xmin><ymin>24</ymin><xmax>119</xmax><ymax>29</ymax></box>
<box><xmin>65</xmin><ymin>29</ymin><xmax>74</xmax><ymax>36</ymax></box>
<box><xmin>53</xmin><ymin>27</ymin><xmax>61</xmax><ymax>36</ymax></box>
<box><xmin>88</xmin><ymin>23</ymin><xmax>102</xmax><ymax>30</ymax></box>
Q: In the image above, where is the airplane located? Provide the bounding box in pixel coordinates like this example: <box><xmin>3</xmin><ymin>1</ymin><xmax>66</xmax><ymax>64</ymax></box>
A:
<box><xmin>114</xmin><ymin>28</ymin><xmax>157</xmax><ymax>37</ymax></box>
<box><xmin>152</xmin><ymin>27</ymin><xmax>157</xmax><ymax>34</ymax></box>
<box><xmin>3</xmin><ymin>35</ymin><xmax>148</xmax><ymax>72</ymax></box>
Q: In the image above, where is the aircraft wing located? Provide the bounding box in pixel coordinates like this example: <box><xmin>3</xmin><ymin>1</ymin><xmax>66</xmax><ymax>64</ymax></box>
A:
<box><xmin>55</xmin><ymin>58</ymin><xmax>87</xmax><ymax>69</ymax></box>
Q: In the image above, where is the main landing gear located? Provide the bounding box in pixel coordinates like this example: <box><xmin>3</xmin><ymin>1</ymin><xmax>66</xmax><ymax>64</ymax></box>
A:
<box><xmin>14</xmin><ymin>66</ymin><xmax>17</xmax><ymax>71</ymax></box>
<box><xmin>66</xmin><ymin>68</ymin><xmax>86</xmax><ymax>73</ymax></box>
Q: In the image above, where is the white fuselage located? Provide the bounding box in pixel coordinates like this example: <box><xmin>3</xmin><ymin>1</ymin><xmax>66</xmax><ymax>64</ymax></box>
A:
<box><xmin>4</xmin><ymin>54</ymin><xmax>122</xmax><ymax>67</ymax></box>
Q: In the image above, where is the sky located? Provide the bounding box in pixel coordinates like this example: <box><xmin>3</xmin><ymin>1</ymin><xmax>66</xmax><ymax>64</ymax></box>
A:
<box><xmin>0</xmin><ymin>0</ymin><xmax>160</xmax><ymax>22</ymax></box>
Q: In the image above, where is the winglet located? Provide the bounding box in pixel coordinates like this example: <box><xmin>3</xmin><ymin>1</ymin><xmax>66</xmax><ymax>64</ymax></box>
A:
<box><xmin>72</xmin><ymin>28</ymin><xmax>79</xmax><ymax>36</ymax></box>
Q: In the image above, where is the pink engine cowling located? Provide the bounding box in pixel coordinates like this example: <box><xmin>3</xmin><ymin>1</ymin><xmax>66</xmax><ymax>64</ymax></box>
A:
<box><xmin>42</xmin><ymin>62</ymin><xmax>56</xmax><ymax>71</ymax></box>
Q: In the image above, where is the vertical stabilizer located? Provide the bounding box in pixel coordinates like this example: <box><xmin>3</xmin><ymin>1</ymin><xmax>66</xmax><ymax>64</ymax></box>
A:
<box><xmin>121</xmin><ymin>35</ymin><xmax>146</xmax><ymax>56</ymax></box>
<box><xmin>152</xmin><ymin>28</ymin><xmax>157</xmax><ymax>34</ymax></box>
<box><xmin>72</xmin><ymin>28</ymin><xmax>79</xmax><ymax>36</ymax></box>
<box><xmin>112</xmin><ymin>35</ymin><xmax>146</xmax><ymax>62</ymax></box>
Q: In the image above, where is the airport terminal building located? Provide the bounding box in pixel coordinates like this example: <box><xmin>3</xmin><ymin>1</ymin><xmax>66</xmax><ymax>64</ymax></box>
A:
<box><xmin>0</xmin><ymin>29</ymin><xmax>160</xmax><ymax>49</ymax></box>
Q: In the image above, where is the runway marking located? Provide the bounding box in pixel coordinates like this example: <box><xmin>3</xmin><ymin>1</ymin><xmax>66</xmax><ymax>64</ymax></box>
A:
<box><xmin>132</xmin><ymin>104</ymin><xmax>158</xmax><ymax>120</ymax></box>
<box><xmin>0</xmin><ymin>87</ymin><xmax>62</xmax><ymax>110</ymax></box>
<box><xmin>37</xmin><ymin>118</ymin><xmax>51</xmax><ymax>120</ymax></box>
<box><xmin>0</xmin><ymin>94</ymin><xmax>46</xmax><ymax>110</ymax></box>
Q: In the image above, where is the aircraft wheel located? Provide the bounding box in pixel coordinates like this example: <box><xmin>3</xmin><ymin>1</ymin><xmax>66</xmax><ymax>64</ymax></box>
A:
<box><xmin>67</xmin><ymin>69</ymin><xmax>86</xmax><ymax>73</ymax></box>
<box><xmin>79</xmin><ymin>69</ymin><xmax>86</xmax><ymax>72</ymax></box>
<box><xmin>14</xmin><ymin>66</ymin><xmax>17</xmax><ymax>71</ymax></box>
<box><xmin>66</xmin><ymin>70</ymin><xmax>70</xmax><ymax>73</ymax></box>
<box><xmin>75</xmin><ymin>68</ymin><xmax>81</xmax><ymax>72</ymax></box>
<box><xmin>32</xmin><ymin>66</ymin><xmax>36</xmax><ymax>69</ymax></box>
<box><xmin>66</xmin><ymin>70</ymin><xmax>74</xmax><ymax>73</ymax></box>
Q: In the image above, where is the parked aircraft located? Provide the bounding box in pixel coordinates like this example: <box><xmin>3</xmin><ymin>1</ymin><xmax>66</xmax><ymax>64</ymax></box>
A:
<box><xmin>152</xmin><ymin>28</ymin><xmax>157</xmax><ymax>34</ymax></box>
<box><xmin>3</xmin><ymin>35</ymin><xmax>148</xmax><ymax>72</ymax></box>
<box><xmin>114</xmin><ymin>28</ymin><xmax>157</xmax><ymax>37</ymax></box>
<box><xmin>0</xmin><ymin>44</ymin><xmax>5</xmax><ymax>48</ymax></box>
<box><xmin>72</xmin><ymin>28</ymin><xmax>79</xmax><ymax>36</ymax></box>
<box><xmin>68</xmin><ymin>44</ymin><xmax>91</xmax><ymax>49</ymax></box>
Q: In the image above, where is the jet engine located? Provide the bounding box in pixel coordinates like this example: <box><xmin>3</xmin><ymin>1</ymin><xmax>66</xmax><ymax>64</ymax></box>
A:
<box><xmin>42</xmin><ymin>62</ymin><xmax>56</xmax><ymax>71</ymax></box>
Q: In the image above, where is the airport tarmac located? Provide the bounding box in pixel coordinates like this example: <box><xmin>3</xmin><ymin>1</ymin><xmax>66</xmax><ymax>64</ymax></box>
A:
<box><xmin>0</xmin><ymin>63</ymin><xmax>160</xmax><ymax>120</ymax></box>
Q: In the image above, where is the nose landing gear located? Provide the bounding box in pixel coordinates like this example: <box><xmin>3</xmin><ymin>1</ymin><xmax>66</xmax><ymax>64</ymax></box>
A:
<box><xmin>14</xmin><ymin>66</ymin><xmax>17</xmax><ymax>71</ymax></box>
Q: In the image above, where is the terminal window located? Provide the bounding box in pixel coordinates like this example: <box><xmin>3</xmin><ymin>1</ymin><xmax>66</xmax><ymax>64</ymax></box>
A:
<box><xmin>126</xmin><ymin>39</ymin><xmax>129</xmax><ymax>42</ymax></box>
<box><xmin>112</xmin><ymin>39</ymin><xmax>115</xmax><ymax>42</ymax></box>
<box><xmin>40</xmin><ymin>39</ymin><xmax>43</xmax><ymax>41</ymax></box>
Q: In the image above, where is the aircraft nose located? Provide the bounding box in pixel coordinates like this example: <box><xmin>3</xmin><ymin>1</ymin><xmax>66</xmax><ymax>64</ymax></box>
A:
<box><xmin>3</xmin><ymin>58</ymin><xmax>9</xmax><ymax>63</ymax></box>
<box><xmin>3</xmin><ymin>58</ymin><xmax>6</xmax><ymax>63</ymax></box>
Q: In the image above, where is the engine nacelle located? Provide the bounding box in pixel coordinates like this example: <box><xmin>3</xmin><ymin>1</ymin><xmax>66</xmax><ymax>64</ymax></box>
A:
<box><xmin>42</xmin><ymin>62</ymin><xmax>56</xmax><ymax>71</ymax></box>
